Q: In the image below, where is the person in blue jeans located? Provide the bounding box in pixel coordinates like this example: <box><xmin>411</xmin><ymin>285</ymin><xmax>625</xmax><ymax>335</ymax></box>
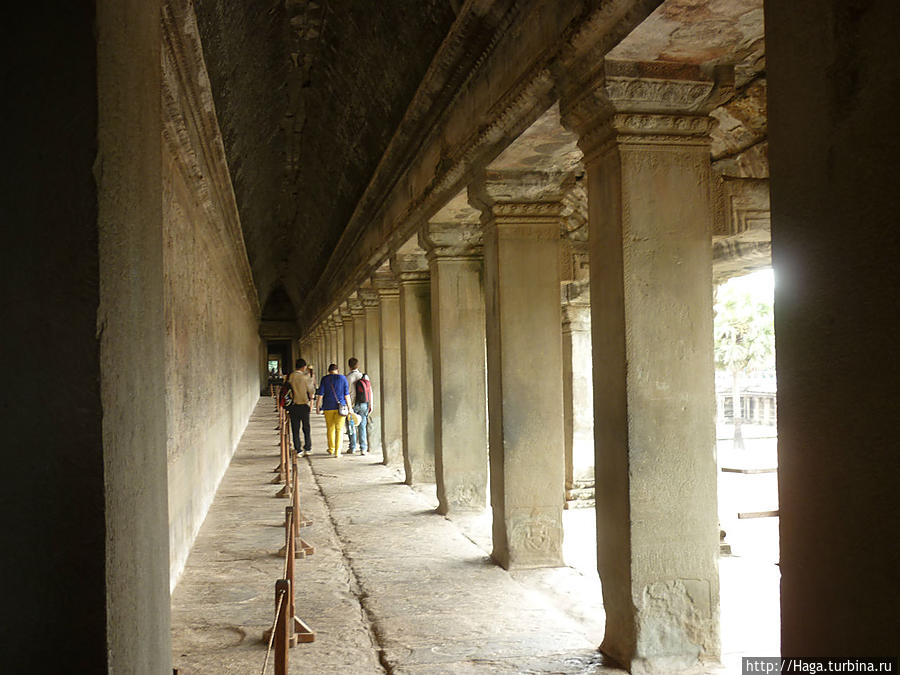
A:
<box><xmin>345</xmin><ymin>357</ymin><xmax>369</xmax><ymax>454</ymax></box>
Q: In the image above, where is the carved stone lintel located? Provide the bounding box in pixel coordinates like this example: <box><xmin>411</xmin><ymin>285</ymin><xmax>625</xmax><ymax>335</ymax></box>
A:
<box><xmin>418</xmin><ymin>221</ymin><xmax>484</xmax><ymax>260</ymax></box>
<box><xmin>390</xmin><ymin>253</ymin><xmax>430</xmax><ymax>283</ymax></box>
<box><xmin>712</xmin><ymin>176</ymin><xmax>771</xmax><ymax>238</ymax></box>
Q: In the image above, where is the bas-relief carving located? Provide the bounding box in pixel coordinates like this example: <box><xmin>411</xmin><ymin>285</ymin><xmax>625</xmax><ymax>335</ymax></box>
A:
<box><xmin>447</xmin><ymin>482</ymin><xmax>481</xmax><ymax>508</ymax></box>
<box><xmin>633</xmin><ymin>578</ymin><xmax>719</xmax><ymax>670</ymax></box>
<box><xmin>507</xmin><ymin>509</ymin><xmax>563</xmax><ymax>563</ymax></box>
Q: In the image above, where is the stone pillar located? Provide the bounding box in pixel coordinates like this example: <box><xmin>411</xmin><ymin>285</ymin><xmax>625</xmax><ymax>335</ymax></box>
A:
<box><xmin>767</xmin><ymin>1</ymin><xmax>900</xmax><ymax>654</ymax></box>
<box><xmin>331</xmin><ymin>312</ymin><xmax>344</xmax><ymax>371</ymax></box>
<box><xmin>419</xmin><ymin>221</ymin><xmax>488</xmax><ymax>513</ymax></box>
<box><xmin>561</xmin><ymin>281</ymin><xmax>594</xmax><ymax>500</ymax></box>
<box><xmin>561</xmin><ymin>62</ymin><xmax>729</xmax><ymax>671</ymax></box>
<box><xmin>350</xmin><ymin>296</ymin><xmax>367</xmax><ymax>366</ymax></box>
<box><xmin>469</xmin><ymin>171</ymin><xmax>570</xmax><ymax>570</ymax></box>
<box><xmin>324</xmin><ymin>322</ymin><xmax>335</xmax><ymax>368</ymax></box>
<box><xmin>391</xmin><ymin>251</ymin><xmax>435</xmax><ymax>485</ymax></box>
<box><xmin>360</xmin><ymin>288</ymin><xmax>382</xmax><ymax>454</ymax></box>
<box><xmin>341</xmin><ymin>302</ymin><xmax>354</xmax><ymax>371</ymax></box>
<box><xmin>315</xmin><ymin>326</ymin><xmax>325</xmax><ymax>375</ymax></box>
<box><xmin>375</xmin><ymin>272</ymin><xmax>403</xmax><ymax>468</ymax></box>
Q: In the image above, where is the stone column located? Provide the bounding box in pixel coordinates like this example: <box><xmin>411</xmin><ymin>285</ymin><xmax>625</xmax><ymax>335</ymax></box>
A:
<box><xmin>341</xmin><ymin>302</ymin><xmax>354</xmax><ymax>371</ymax></box>
<box><xmin>331</xmin><ymin>312</ymin><xmax>344</xmax><ymax>371</ymax></box>
<box><xmin>561</xmin><ymin>62</ymin><xmax>729</xmax><ymax>671</ymax></box>
<box><xmin>315</xmin><ymin>326</ymin><xmax>326</xmax><ymax>375</ymax></box>
<box><xmin>374</xmin><ymin>272</ymin><xmax>403</xmax><ymax>468</ymax></box>
<box><xmin>360</xmin><ymin>288</ymin><xmax>382</xmax><ymax>455</ymax></box>
<box><xmin>350</xmin><ymin>296</ymin><xmax>367</xmax><ymax>366</ymax></box>
<box><xmin>391</xmin><ymin>251</ymin><xmax>434</xmax><ymax>485</ymax></box>
<box><xmin>561</xmin><ymin>280</ymin><xmax>594</xmax><ymax>502</ymax></box>
<box><xmin>419</xmin><ymin>220</ymin><xmax>488</xmax><ymax>513</ymax></box>
<box><xmin>324</xmin><ymin>322</ymin><xmax>336</xmax><ymax>369</ymax></box>
<box><xmin>469</xmin><ymin>171</ymin><xmax>570</xmax><ymax>570</ymax></box>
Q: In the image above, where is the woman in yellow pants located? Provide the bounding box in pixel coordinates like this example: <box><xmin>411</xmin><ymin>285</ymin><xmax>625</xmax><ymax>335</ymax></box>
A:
<box><xmin>315</xmin><ymin>363</ymin><xmax>352</xmax><ymax>457</ymax></box>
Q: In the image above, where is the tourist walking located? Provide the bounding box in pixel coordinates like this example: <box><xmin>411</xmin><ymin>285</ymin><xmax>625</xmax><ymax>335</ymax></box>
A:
<box><xmin>315</xmin><ymin>363</ymin><xmax>351</xmax><ymax>457</ymax></box>
<box><xmin>286</xmin><ymin>358</ymin><xmax>316</xmax><ymax>456</ymax></box>
<box><xmin>346</xmin><ymin>358</ymin><xmax>363</xmax><ymax>454</ymax></box>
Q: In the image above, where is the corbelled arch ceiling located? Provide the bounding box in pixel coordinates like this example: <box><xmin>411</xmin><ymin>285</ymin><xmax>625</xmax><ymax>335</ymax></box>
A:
<box><xmin>194</xmin><ymin>0</ymin><xmax>458</xmax><ymax>323</ymax></box>
<box><xmin>194</xmin><ymin>0</ymin><xmax>766</xmax><ymax>329</ymax></box>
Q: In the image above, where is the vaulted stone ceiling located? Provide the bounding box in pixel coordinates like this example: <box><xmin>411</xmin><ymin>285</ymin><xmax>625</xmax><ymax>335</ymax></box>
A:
<box><xmin>194</xmin><ymin>0</ymin><xmax>766</xmax><ymax>328</ymax></box>
<box><xmin>194</xmin><ymin>0</ymin><xmax>457</xmax><ymax>322</ymax></box>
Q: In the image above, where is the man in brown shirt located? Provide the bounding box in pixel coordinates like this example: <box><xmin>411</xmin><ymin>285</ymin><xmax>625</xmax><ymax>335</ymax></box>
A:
<box><xmin>286</xmin><ymin>358</ymin><xmax>316</xmax><ymax>456</ymax></box>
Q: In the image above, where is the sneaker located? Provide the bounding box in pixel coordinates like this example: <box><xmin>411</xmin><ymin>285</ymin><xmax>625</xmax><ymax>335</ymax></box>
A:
<box><xmin>302</xmin><ymin>450</ymin><xmax>310</xmax><ymax>457</ymax></box>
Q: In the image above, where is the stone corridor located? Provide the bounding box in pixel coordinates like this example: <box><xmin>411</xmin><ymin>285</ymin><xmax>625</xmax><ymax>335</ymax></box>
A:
<box><xmin>172</xmin><ymin>398</ymin><xmax>619</xmax><ymax>674</ymax></box>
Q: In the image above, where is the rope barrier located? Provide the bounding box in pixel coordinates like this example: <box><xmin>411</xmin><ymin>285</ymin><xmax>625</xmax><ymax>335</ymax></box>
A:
<box><xmin>259</xmin><ymin>395</ymin><xmax>315</xmax><ymax>675</ymax></box>
<box><xmin>260</xmin><ymin>590</ymin><xmax>286</xmax><ymax>675</ymax></box>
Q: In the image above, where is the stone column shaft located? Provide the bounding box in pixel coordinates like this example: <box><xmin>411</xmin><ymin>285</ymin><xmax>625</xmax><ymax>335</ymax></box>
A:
<box><xmin>562</xmin><ymin>63</ymin><xmax>728</xmax><ymax>671</ymax></box>
<box><xmin>392</xmin><ymin>253</ymin><xmax>435</xmax><ymax>485</ymax></box>
<box><xmin>471</xmin><ymin>173</ymin><xmax>570</xmax><ymax>570</ymax></box>
<box><xmin>341</xmin><ymin>304</ymin><xmax>354</xmax><ymax>371</ymax></box>
<box><xmin>420</xmin><ymin>222</ymin><xmax>488</xmax><ymax>513</ymax></box>
<box><xmin>562</xmin><ymin>290</ymin><xmax>594</xmax><ymax>493</ymax></box>
<box><xmin>361</xmin><ymin>290</ymin><xmax>382</xmax><ymax>454</ymax></box>
<box><xmin>332</xmin><ymin>314</ymin><xmax>344</xmax><ymax>371</ymax></box>
<box><xmin>376</xmin><ymin>280</ymin><xmax>403</xmax><ymax>467</ymax></box>
<box><xmin>351</xmin><ymin>300</ymin><xmax>366</xmax><ymax>367</ymax></box>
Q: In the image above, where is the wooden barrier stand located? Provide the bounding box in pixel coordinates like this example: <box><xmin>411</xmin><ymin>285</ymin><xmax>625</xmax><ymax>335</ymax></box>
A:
<box><xmin>262</xmin><ymin>398</ymin><xmax>315</xmax><ymax>675</ymax></box>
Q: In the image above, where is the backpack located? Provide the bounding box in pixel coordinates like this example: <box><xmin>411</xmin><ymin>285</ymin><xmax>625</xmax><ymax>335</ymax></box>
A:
<box><xmin>354</xmin><ymin>374</ymin><xmax>373</xmax><ymax>406</ymax></box>
<box><xmin>278</xmin><ymin>381</ymin><xmax>294</xmax><ymax>408</ymax></box>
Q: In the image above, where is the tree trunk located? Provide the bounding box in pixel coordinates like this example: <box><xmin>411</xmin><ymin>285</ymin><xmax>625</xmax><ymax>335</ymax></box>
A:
<box><xmin>732</xmin><ymin>369</ymin><xmax>744</xmax><ymax>450</ymax></box>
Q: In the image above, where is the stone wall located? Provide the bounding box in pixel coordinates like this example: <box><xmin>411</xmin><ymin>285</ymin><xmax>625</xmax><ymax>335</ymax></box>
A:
<box><xmin>162</xmin><ymin>0</ymin><xmax>261</xmax><ymax>588</ymax></box>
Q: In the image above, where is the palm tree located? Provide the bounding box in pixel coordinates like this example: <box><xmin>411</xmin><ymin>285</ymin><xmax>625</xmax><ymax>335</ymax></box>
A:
<box><xmin>714</xmin><ymin>282</ymin><xmax>774</xmax><ymax>450</ymax></box>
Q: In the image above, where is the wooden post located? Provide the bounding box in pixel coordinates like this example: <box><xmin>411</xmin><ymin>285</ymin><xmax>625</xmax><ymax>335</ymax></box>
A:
<box><xmin>276</xmin><ymin>416</ymin><xmax>291</xmax><ymax>498</ymax></box>
<box><xmin>274</xmin><ymin>579</ymin><xmax>290</xmax><ymax>675</ymax></box>
<box><xmin>286</xmin><ymin>509</ymin><xmax>296</xmax><ymax>637</ymax></box>
<box><xmin>272</xmin><ymin>414</ymin><xmax>286</xmax><ymax>483</ymax></box>
<box><xmin>292</xmin><ymin>458</ymin><xmax>315</xmax><ymax>556</ymax></box>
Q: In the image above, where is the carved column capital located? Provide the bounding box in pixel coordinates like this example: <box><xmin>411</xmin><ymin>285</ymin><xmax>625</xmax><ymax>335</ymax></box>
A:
<box><xmin>390</xmin><ymin>252</ymin><xmax>430</xmax><ymax>283</ymax></box>
<box><xmin>330</xmin><ymin>310</ymin><xmax>344</xmax><ymax>329</ymax></box>
<box><xmin>339</xmin><ymin>302</ymin><xmax>354</xmax><ymax>323</ymax></box>
<box><xmin>468</xmin><ymin>170</ymin><xmax>573</xmax><ymax>240</ymax></box>
<box><xmin>348</xmin><ymin>294</ymin><xmax>365</xmax><ymax>318</ymax></box>
<box><xmin>418</xmin><ymin>221</ymin><xmax>484</xmax><ymax>261</ymax></box>
<box><xmin>358</xmin><ymin>288</ymin><xmax>380</xmax><ymax>308</ymax></box>
<box><xmin>372</xmin><ymin>268</ymin><xmax>399</xmax><ymax>298</ymax></box>
<box><xmin>560</xmin><ymin>61</ymin><xmax>734</xmax><ymax>162</ymax></box>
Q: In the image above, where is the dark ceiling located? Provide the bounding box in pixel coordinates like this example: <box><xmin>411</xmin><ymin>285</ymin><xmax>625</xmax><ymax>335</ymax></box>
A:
<box><xmin>194</xmin><ymin>0</ymin><xmax>457</xmax><ymax>323</ymax></box>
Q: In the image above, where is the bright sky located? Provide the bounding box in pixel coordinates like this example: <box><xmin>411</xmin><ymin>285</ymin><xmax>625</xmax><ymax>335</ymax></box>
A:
<box><xmin>721</xmin><ymin>268</ymin><xmax>774</xmax><ymax>303</ymax></box>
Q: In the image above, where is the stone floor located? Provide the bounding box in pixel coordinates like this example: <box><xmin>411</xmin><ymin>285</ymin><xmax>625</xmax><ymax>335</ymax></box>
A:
<box><xmin>171</xmin><ymin>398</ymin><xmax>776</xmax><ymax>673</ymax></box>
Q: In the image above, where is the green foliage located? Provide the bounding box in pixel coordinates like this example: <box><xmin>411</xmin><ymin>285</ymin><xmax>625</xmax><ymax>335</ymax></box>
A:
<box><xmin>714</xmin><ymin>281</ymin><xmax>775</xmax><ymax>375</ymax></box>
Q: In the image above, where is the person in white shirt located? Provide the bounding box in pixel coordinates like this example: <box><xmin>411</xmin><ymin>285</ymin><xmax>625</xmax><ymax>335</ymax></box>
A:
<box><xmin>346</xmin><ymin>357</ymin><xmax>367</xmax><ymax>454</ymax></box>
